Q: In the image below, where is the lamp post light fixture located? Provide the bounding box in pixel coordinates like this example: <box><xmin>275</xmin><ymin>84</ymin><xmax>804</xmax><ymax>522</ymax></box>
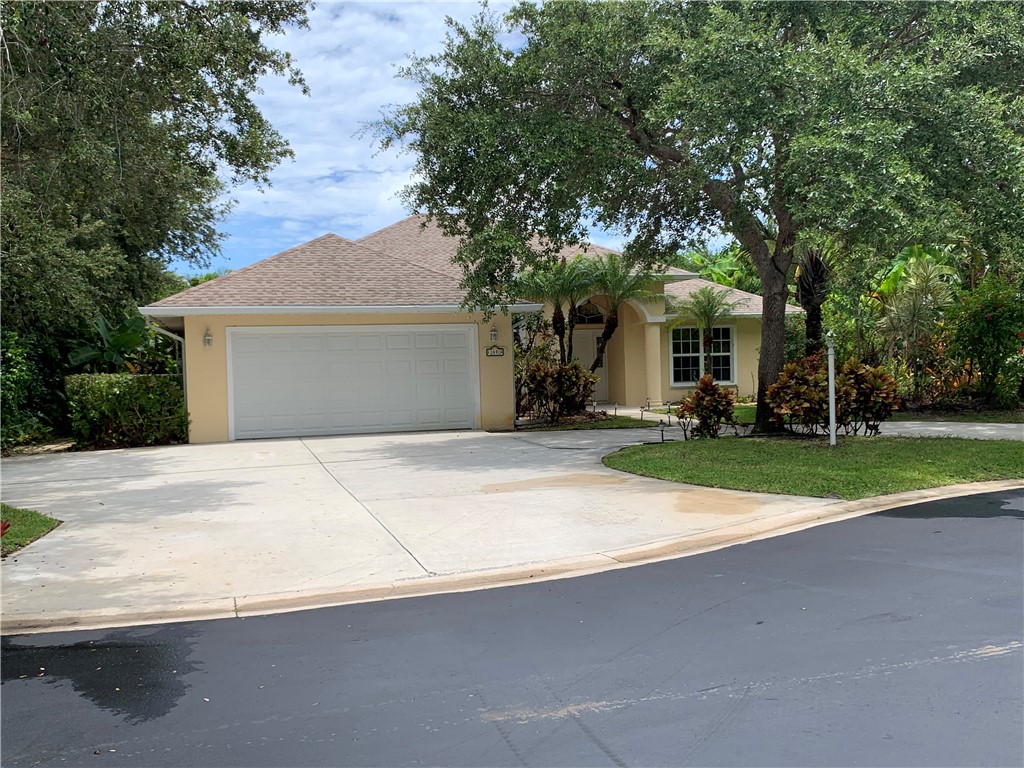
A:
<box><xmin>826</xmin><ymin>329</ymin><xmax>837</xmax><ymax>447</ymax></box>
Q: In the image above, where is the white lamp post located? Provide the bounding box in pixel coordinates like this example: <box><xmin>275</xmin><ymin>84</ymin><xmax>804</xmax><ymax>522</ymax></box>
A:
<box><xmin>826</xmin><ymin>330</ymin><xmax>837</xmax><ymax>447</ymax></box>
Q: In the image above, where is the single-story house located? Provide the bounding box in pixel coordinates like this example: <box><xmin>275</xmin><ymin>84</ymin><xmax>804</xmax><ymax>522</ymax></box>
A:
<box><xmin>141</xmin><ymin>215</ymin><xmax>799</xmax><ymax>443</ymax></box>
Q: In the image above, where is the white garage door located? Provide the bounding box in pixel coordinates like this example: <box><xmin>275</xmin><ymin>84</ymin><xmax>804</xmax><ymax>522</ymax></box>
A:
<box><xmin>228</xmin><ymin>325</ymin><xmax>479</xmax><ymax>440</ymax></box>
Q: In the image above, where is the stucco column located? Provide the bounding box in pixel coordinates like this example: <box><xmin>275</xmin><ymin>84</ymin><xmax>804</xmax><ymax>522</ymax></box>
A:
<box><xmin>644</xmin><ymin>323</ymin><xmax>663</xmax><ymax>406</ymax></box>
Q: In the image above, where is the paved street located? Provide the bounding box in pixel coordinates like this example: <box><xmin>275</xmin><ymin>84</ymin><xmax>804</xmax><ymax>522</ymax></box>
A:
<box><xmin>2</xmin><ymin>490</ymin><xmax>1021</xmax><ymax>767</ymax></box>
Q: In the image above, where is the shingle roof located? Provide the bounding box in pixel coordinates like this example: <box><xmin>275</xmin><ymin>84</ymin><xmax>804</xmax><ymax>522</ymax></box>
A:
<box><xmin>149</xmin><ymin>233</ymin><xmax>466</xmax><ymax>308</ymax></box>
<box><xmin>665</xmin><ymin>278</ymin><xmax>803</xmax><ymax>317</ymax></box>
<box><xmin>357</xmin><ymin>214</ymin><xmax>627</xmax><ymax>271</ymax></box>
<box><xmin>147</xmin><ymin>215</ymin><xmax>696</xmax><ymax>311</ymax></box>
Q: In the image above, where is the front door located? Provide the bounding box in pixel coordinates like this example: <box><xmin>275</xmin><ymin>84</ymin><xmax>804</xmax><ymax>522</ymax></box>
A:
<box><xmin>573</xmin><ymin>329</ymin><xmax>609</xmax><ymax>402</ymax></box>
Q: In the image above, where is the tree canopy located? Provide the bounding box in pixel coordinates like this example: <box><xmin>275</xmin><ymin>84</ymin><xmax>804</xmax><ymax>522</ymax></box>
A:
<box><xmin>1</xmin><ymin>0</ymin><xmax>310</xmax><ymax>339</ymax></box>
<box><xmin>378</xmin><ymin>0</ymin><xmax>1024</xmax><ymax>429</ymax></box>
<box><xmin>1</xmin><ymin>0</ymin><xmax>310</xmax><ymax>429</ymax></box>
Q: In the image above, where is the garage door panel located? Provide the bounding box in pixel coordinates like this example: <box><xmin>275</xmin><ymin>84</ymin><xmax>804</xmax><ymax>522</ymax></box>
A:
<box><xmin>445</xmin><ymin>358</ymin><xmax>469</xmax><ymax>375</ymax></box>
<box><xmin>387</xmin><ymin>359</ymin><xmax>413</xmax><ymax>376</ymax></box>
<box><xmin>386</xmin><ymin>334</ymin><xmax>412</xmax><ymax>350</ymax></box>
<box><xmin>357</xmin><ymin>334</ymin><xmax>383</xmax><ymax>351</ymax></box>
<box><xmin>326</xmin><ymin>335</ymin><xmax>357</xmax><ymax>352</ymax></box>
<box><xmin>416</xmin><ymin>359</ymin><xmax>441</xmax><ymax>375</ymax></box>
<box><xmin>414</xmin><ymin>333</ymin><xmax>440</xmax><ymax>349</ymax></box>
<box><xmin>443</xmin><ymin>332</ymin><xmax>468</xmax><ymax>348</ymax></box>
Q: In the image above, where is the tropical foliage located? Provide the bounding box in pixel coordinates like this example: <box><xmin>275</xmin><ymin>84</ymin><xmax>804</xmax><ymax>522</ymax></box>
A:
<box><xmin>518</xmin><ymin>361</ymin><xmax>598</xmax><ymax>424</ymax></box>
<box><xmin>66</xmin><ymin>374</ymin><xmax>189</xmax><ymax>449</ymax></box>
<box><xmin>766</xmin><ymin>354</ymin><xmax>900</xmax><ymax>436</ymax></box>
<box><xmin>1</xmin><ymin>1</ymin><xmax>309</xmax><ymax>439</ymax></box>
<box><xmin>378</xmin><ymin>1</ymin><xmax>1024</xmax><ymax>430</ymax></box>
<box><xmin>676</xmin><ymin>375</ymin><xmax>737</xmax><ymax>439</ymax></box>
<box><xmin>948</xmin><ymin>276</ymin><xmax>1024</xmax><ymax>405</ymax></box>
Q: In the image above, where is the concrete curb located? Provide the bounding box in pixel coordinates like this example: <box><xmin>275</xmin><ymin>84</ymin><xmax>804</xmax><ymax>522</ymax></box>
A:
<box><xmin>3</xmin><ymin>479</ymin><xmax>1021</xmax><ymax>636</ymax></box>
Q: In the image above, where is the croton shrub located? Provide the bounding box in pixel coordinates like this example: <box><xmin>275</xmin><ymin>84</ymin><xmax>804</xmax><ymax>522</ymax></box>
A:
<box><xmin>766</xmin><ymin>354</ymin><xmax>900</xmax><ymax>436</ymax></box>
<box><xmin>520</xmin><ymin>361</ymin><xmax>598</xmax><ymax>424</ymax></box>
<box><xmin>676</xmin><ymin>375</ymin><xmax>737</xmax><ymax>438</ymax></box>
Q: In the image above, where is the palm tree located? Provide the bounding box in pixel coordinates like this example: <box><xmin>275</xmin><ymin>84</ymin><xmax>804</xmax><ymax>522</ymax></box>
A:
<box><xmin>558</xmin><ymin>257</ymin><xmax>597</xmax><ymax>363</ymax></box>
<box><xmin>794</xmin><ymin>243</ymin><xmax>832</xmax><ymax>355</ymax></box>
<box><xmin>877</xmin><ymin>256</ymin><xmax>958</xmax><ymax>402</ymax></box>
<box><xmin>516</xmin><ymin>257</ymin><xmax>595</xmax><ymax>364</ymax></box>
<box><xmin>668</xmin><ymin>286</ymin><xmax>740</xmax><ymax>379</ymax></box>
<box><xmin>587</xmin><ymin>253</ymin><xmax>658</xmax><ymax>373</ymax></box>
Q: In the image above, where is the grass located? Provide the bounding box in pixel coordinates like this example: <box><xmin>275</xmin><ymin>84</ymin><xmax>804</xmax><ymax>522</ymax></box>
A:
<box><xmin>888</xmin><ymin>409</ymin><xmax>1024</xmax><ymax>424</ymax></box>
<box><xmin>1</xmin><ymin>503</ymin><xmax>61</xmax><ymax>556</ymax></box>
<box><xmin>518</xmin><ymin>415</ymin><xmax>655</xmax><ymax>431</ymax></box>
<box><xmin>603</xmin><ymin>436</ymin><xmax>1024</xmax><ymax>500</ymax></box>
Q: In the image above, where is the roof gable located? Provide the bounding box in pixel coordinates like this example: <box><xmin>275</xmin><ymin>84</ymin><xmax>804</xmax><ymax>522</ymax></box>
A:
<box><xmin>150</xmin><ymin>233</ymin><xmax>465</xmax><ymax>308</ymax></box>
<box><xmin>358</xmin><ymin>214</ymin><xmax>646</xmax><ymax>271</ymax></box>
<box><xmin>665</xmin><ymin>278</ymin><xmax>803</xmax><ymax>317</ymax></box>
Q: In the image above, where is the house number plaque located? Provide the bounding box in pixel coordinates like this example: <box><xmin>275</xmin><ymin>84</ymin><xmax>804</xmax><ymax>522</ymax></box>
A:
<box><xmin>485</xmin><ymin>345</ymin><xmax>505</xmax><ymax>357</ymax></box>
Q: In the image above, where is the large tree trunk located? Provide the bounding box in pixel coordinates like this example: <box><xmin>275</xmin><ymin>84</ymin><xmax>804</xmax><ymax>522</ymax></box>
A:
<box><xmin>755</xmin><ymin>272</ymin><xmax>791</xmax><ymax>431</ymax></box>
<box><xmin>742</xmin><ymin>223</ymin><xmax>796</xmax><ymax>434</ymax></box>
<box><xmin>591</xmin><ymin>311</ymin><xmax>619</xmax><ymax>373</ymax></box>
<box><xmin>701</xmin><ymin>171</ymin><xmax>795</xmax><ymax>431</ymax></box>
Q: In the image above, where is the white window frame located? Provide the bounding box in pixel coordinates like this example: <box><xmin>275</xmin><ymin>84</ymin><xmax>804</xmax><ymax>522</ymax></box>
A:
<box><xmin>669</xmin><ymin>324</ymin><xmax>736</xmax><ymax>386</ymax></box>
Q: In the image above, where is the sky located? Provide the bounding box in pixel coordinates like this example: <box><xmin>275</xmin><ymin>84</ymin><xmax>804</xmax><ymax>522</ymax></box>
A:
<box><xmin>195</xmin><ymin>0</ymin><xmax>629</xmax><ymax>276</ymax></box>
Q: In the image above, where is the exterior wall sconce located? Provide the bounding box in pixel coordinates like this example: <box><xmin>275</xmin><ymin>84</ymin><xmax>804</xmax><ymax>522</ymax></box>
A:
<box><xmin>203</xmin><ymin>328</ymin><xmax>213</xmax><ymax>347</ymax></box>
<box><xmin>489</xmin><ymin>326</ymin><xmax>498</xmax><ymax>343</ymax></box>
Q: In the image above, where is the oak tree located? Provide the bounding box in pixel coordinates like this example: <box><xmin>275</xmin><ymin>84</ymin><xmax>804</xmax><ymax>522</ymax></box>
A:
<box><xmin>379</xmin><ymin>0</ymin><xmax>1024</xmax><ymax>430</ymax></box>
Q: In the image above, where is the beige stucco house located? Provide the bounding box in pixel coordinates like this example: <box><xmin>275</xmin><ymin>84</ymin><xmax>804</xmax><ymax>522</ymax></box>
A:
<box><xmin>142</xmin><ymin>216</ymin><xmax>799</xmax><ymax>443</ymax></box>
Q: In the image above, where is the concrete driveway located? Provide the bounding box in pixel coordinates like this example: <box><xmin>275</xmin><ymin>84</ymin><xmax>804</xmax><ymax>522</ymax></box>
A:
<box><xmin>2</xmin><ymin>429</ymin><xmax>1016</xmax><ymax>633</ymax></box>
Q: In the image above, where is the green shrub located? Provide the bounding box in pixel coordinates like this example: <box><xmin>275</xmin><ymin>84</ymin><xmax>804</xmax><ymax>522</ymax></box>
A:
<box><xmin>1</xmin><ymin>331</ymin><xmax>52</xmax><ymax>450</ymax></box>
<box><xmin>521</xmin><ymin>361</ymin><xmax>597</xmax><ymax>423</ymax></box>
<box><xmin>65</xmin><ymin>373</ymin><xmax>189</xmax><ymax>449</ymax></box>
<box><xmin>948</xmin><ymin>276</ymin><xmax>1024</xmax><ymax>404</ymax></box>
<box><xmin>677</xmin><ymin>374</ymin><xmax>736</xmax><ymax>438</ymax></box>
<box><xmin>845</xmin><ymin>361</ymin><xmax>902</xmax><ymax>435</ymax></box>
<box><xmin>766</xmin><ymin>354</ymin><xmax>899</xmax><ymax>436</ymax></box>
<box><xmin>513</xmin><ymin>313</ymin><xmax>558</xmax><ymax>416</ymax></box>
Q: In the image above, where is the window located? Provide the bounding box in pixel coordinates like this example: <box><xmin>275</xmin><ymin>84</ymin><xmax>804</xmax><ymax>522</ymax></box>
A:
<box><xmin>670</xmin><ymin>326</ymin><xmax>734</xmax><ymax>385</ymax></box>
<box><xmin>576</xmin><ymin>301</ymin><xmax>604</xmax><ymax>324</ymax></box>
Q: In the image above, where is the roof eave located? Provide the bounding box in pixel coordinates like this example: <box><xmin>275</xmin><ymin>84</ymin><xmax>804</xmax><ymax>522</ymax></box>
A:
<box><xmin>139</xmin><ymin>303</ymin><xmax>544</xmax><ymax>317</ymax></box>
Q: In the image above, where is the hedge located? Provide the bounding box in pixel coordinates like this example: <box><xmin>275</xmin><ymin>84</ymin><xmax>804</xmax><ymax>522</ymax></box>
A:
<box><xmin>65</xmin><ymin>374</ymin><xmax>189</xmax><ymax>449</ymax></box>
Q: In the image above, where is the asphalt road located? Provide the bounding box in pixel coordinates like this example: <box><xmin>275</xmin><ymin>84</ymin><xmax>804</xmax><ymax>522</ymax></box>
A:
<box><xmin>2</xmin><ymin>490</ymin><xmax>1021</xmax><ymax>768</ymax></box>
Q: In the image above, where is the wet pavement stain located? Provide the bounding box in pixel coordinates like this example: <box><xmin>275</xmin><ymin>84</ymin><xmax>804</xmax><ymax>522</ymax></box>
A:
<box><xmin>1</xmin><ymin>625</ymin><xmax>200</xmax><ymax>723</ymax></box>
<box><xmin>878</xmin><ymin>490</ymin><xmax>1023</xmax><ymax>520</ymax></box>
<box><xmin>674</xmin><ymin>489</ymin><xmax>761</xmax><ymax>516</ymax></box>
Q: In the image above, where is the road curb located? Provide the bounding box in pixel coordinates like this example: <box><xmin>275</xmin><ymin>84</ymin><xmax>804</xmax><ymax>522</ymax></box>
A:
<box><xmin>3</xmin><ymin>479</ymin><xmax>1021</xmax><ymax>635</ymax></box>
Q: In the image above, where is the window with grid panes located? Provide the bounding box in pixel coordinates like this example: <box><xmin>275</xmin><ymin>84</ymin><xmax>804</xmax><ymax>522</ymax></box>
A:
<box><xmin>670</xmin><ymin>326</ymin><xmax>734</xmax><ymax>384</ymax></box>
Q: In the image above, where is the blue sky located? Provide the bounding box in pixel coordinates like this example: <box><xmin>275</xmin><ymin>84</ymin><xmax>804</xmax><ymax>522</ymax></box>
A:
<box><xmin>190</xmin><ymin>1</ymin><xmax>629</xmax><ymax>276</ymax></box>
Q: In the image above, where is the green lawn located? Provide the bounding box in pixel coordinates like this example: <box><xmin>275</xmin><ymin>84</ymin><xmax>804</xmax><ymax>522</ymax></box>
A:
<box><xmin>518</xmin><ymin>415</ymin><xmax>655</xmax><ymax>431</ymax></box>
<box><xmin>889</xmin><ymin>409</ymin><xmax>1024</xmax><ymax>424</ymax></box>
<box><xmin>604</xmin><ymin>436</ymin><xmax>1024</xmax><ymax>500</ymax></box>
<box><xmin>1</xmin><ymin>503</ymin><xmax>61</xmax><ymax>556</ymax></box>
